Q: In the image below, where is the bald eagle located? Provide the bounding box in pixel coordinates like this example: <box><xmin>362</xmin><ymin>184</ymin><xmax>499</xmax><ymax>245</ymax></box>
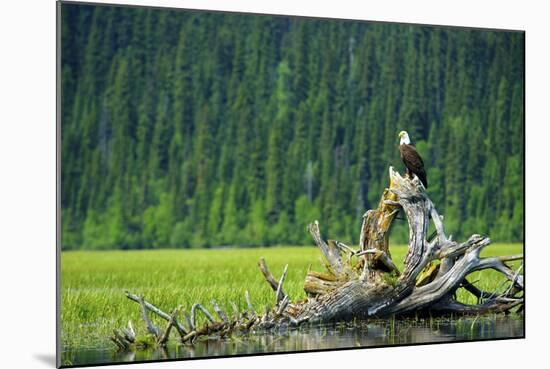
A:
<box><xmin>398</xmin><ymin>131</ymin><xmax>428</xmax><ymax>188</ymax></box>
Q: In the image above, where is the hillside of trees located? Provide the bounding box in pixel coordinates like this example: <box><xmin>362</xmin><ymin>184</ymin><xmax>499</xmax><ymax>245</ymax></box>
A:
<box><xmin>60</xmin><ymin>3</ymin><xmax>524</xmax><ymax>250</ymax></box>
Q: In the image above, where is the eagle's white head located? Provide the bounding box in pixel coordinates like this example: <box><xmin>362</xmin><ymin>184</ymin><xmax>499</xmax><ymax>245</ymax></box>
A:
<box><xmin>398</xmin><ymin>131</ymin><xmax>411</xmax><ymax>145</ymax></box>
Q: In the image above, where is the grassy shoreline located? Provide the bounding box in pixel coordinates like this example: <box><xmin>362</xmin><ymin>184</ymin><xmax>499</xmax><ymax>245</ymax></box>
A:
<box><xmin>61</xmin><ymin>244</ymin><xmax>523</xmax><ymax>349</ymax></box>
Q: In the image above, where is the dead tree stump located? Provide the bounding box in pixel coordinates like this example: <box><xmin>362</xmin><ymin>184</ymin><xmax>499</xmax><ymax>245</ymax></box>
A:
<box><xmin>113</xmin><ymin>167</ymin><xmax>523</xmax><ymax>349</ymax></box>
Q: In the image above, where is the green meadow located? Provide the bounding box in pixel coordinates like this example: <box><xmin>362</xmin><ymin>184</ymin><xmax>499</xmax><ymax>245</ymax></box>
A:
<box><xmin>61</xmin><ymin>243</ymin><xmax>523</xmax><ymax>349</ymax></box>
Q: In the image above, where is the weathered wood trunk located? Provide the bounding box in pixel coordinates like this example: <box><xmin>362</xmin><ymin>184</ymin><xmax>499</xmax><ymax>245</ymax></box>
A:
<box><xmin>112</xmin><ymin>167</ymin><xmax>523</xmax><ymax>349</ymax></box>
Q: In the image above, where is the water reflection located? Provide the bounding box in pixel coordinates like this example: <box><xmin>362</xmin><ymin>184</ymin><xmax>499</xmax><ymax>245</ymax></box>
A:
<box><xmin>61</xmin><ymin>315</ymin><xmax>523</xmax><ymax>367</ymax></box>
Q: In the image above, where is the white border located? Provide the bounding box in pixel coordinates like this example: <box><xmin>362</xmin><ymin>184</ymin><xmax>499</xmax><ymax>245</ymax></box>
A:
<box><xmin>1</xmin><ymin>0</ymin><xmax>547</xmax><ymax>368</ymax></box>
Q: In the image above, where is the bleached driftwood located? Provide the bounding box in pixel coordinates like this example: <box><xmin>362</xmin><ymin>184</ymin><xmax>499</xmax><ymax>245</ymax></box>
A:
<box><xmin>112</xmin><ymin>167</ymin><xmax>523</xmax><ymax>349</ymax></box>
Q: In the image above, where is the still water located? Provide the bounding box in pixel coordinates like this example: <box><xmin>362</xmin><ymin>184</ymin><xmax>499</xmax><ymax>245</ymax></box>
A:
<box><xmin>62</xmin><ymin>315</ymin><xmax>523</xmax><ymax>367</ymax></box>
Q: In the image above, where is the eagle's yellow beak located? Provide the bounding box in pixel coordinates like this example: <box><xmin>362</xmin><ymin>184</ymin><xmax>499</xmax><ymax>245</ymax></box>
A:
<box><xmin>398</xmin><ymin>131</ymin><xmax>406</xmax><ymax>138</ymax></box>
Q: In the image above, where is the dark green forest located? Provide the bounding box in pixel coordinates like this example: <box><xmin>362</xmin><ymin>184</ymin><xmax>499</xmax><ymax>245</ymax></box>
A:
<box><xmin>60</xmin><ymin>4</ymin><xmax>524</xmax><ymax>250</ymax></box>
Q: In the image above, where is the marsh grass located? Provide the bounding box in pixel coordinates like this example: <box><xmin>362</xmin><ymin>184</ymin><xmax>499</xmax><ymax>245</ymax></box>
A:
<box><xmin>60</xmin><ymin>243</ymin><xmax>522</xmax><ymax>349</ymax></box>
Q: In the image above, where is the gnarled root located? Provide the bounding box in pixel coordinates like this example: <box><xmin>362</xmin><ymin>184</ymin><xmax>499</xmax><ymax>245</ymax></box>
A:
<box><xmin>113</xmin><ymin>167</ymin><xmax>523</xmax><ymax>350</ymax></box>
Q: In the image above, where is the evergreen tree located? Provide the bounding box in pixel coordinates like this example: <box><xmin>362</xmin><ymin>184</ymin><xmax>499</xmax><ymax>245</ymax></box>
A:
<box><xmin>61</xmin><ymin>3</ymin><xmax>525</xmax><ymax>249</ymax></box>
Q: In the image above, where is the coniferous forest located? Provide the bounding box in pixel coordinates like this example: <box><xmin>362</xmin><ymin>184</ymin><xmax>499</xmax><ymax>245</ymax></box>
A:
<box><xmin>60</xmin><ymin>3</ymin><xmax>524</xmax><ymax>250</ymax></box>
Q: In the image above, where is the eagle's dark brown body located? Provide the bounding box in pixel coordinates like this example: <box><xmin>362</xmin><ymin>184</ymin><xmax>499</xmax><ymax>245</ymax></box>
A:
<box><xmin>399</xmin><ymin>144</ymin><xmax>428</xmax><ymax>188</ymax></box>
